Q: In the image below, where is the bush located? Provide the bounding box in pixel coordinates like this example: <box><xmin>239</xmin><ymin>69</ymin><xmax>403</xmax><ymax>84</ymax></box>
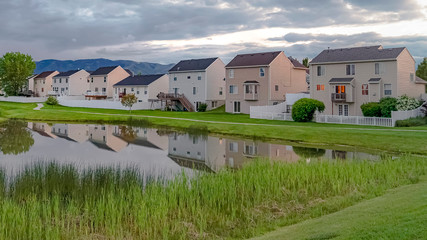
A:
<box><xmin>395</xmin><ymin>117</ymin><xmax>427</xmax><ymax>127</ymax></box>
<box><xmin>292</xmin><ymin>98</ymin><xmax>325</xmax><ymax>122</ymax></box>
<box><xmin>379</xmin><ymin>97</ymin><xmax>397</xmax><ymax>118</ymax></box>
<box><xmin>197</xmin><ymin>103</ymin><xmax>208</xmax><ymax>112</ymax></box>
<box><xmin>361</xmin><ymin>102</ymin><xmax>382</xmax><ymax>117</ymax></box>
<box><xmin>396</xmin><ymin>95</ymin><xmax>421</xmax><ymax>111</ymax></box>
<box><xmin>45</xmin><ymin>96</ymin><xmax>58</xmax><ymax>106</ymax></box>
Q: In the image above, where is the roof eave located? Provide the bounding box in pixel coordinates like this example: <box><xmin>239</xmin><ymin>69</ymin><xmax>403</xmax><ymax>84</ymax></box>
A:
<box><xmin>310</xmin><ymin>58</ymin><xmax>398</xmax><ymax>65</ymax></box>
<box><xmin>225</xmin><ymin>64</ymin><xmax>270</xmax><ymax>69</ymax></box>
<box><xmin>169</xmin><ymin>69</ymin><xmax>207</xmax><ymax>73</ymax></box>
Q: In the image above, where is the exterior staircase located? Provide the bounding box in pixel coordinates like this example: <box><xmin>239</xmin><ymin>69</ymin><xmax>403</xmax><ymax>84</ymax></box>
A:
<box><xmin>157</xmin><ymin>92</ymin><xmax>195</xmax><ymax>112</ymax></box>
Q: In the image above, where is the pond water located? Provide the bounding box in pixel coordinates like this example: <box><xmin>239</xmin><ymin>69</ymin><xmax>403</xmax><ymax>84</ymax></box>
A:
<box><xmin>0</xmin><ymin>120</ymin><xmax>382</xmax><ymax>177</ymax></box>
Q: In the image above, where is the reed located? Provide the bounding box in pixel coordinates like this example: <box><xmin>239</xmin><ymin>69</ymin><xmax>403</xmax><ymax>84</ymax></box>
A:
<box><xmin>0</xmin><ymin>156</ymin><xmax>425</xmax><ymax>239</ymax></box>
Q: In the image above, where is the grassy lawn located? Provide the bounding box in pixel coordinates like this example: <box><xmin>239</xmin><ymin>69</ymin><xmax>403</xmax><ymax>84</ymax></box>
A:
<box><xmin>253</xmin><ymin>176</ymin><xmax>427</xmax><ymax>240</ymax></box>
<box><xmin>1</xmin><ymin>101</ymin><xmax>427</xmax><ymax>154</ymax></box>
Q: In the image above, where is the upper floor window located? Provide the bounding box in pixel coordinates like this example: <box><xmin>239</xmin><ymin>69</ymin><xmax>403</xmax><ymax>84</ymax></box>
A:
<box><xmin>229</xmin><ymin>69</ymin><xmax>234</xmax><ymax>78</ymax></box>
<box><xmin>410</xmin><ymin>73</ymin><xmax>415</xmax><ymax>82</ymax></box>
<box><xmin>384</xmin><ymin>84</ymin><xmax>392</xmax><ymax>95</ymax></box>
<box><xmin>187</xmin><ymin>76</ymin><xmax>191</xmax><ymax>79</ymax></box>
<box><xmin>229</xmin><ymin>85</ymin><xmax>238</xmax><ymax>94</ymax></box>
<box><xmin>336</xmin><ymin>85</ymin><xmax>346</xmax><ymax>93</ymax></box>
<box><xmin>316</xmin><ymin>84</ymin><xmax>325</xmax><ymax>91</ymax></box>
<box><xmin>275</xmin><ymin>85</ymin><xmax>279</xmax><ymax>91</ymax></box>
<box><xmin>219</xmin><ymin>87</ymin><xmax>223</xmax><ymax>95</ymax></box>
<box><xmin>43</xmin><ymin>80</ymin><xmax>45</xmax><ymax>84</ymax></box>
<box><xmin>173</xmin><ymin>76</ymin><xmax>177</xmax><ymax>81</ymax></box>
<box><xmin>104</xmin><ymin>77</ymin><xmax>107</xmax><ymax>82</ymax></box>
<box><xmin>260</xmin><ymin>68</ymin><xmax>265</xmax><ymax>77</ymax></box>
<box><xmin>346</xmin><ymin>64</ymin><xmax>355</xmax><ymax>75</ymax></box>
<box><xmin>66</xmin><ymin>78</ymin><xmax>68</xmax><ymax>83</ymax></box>
<box><xmin>91</xmin><ymin>77</ymin><xmax>93</xmax><ymax>83</ymax></box>
<box><xmin>59</xmin><ymin>78</ymin><xmax>62</xmax><ymax>83</ymax></box>
<box><xmin>54</xmin><ymin>79</ymin><xmax>56</xmax><ymax>83</ymax></box>
<box><xmin>197</xmin><ymin>76</ymin><xmax>201</xmax><ymax>80</ymax></box>
<box><xmin>193</xmin><ymin>87</ymin><xmax>197</xmax><ymax>95</ymax></box>
<box><xmin>362</xmin><ymin>84</ymin><xmax>368</xmax><ymax>95</ymax></box>
<box><xmin>144</xmin><ymin>90</ymin><xmax>147</xmax><ymax>95</ymax></box>
<box><xmin>317</xmin><ymin>66</ymin><xmax>325</xmax><ymax>76</ymax></box>
<box><xmin>375</xmin><ymin>62</ymin><xmax>385</xmax><ymax>75</ymax></box>
<box><xmin>131</xmin><ymin>88</ymin><xmax>134</xmax><ymax>92</ymax></box>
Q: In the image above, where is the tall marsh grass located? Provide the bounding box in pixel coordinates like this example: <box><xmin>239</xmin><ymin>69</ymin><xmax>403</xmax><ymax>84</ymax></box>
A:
<box><xmin>0</xmin><ymin>156</ymin><xmax>426</xmax><ymax>239</ymax></box>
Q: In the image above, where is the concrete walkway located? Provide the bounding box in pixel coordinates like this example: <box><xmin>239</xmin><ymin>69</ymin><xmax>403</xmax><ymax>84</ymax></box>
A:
<box><xmin>33</xmin><ymin>103</ymin><xmax>44</xmax><ymax>110</ymax></box>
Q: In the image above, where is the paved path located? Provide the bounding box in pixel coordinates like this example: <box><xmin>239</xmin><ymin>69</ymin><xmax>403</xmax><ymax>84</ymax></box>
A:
<box><xmin>54</xmin><ymin>109</ymin><xmax>427</xmax><ymax>133</ymax></box>
<box><xmin>33</xmin><ymin>103</ymin><xmax>43</xmax><ymax>110</ymax></box>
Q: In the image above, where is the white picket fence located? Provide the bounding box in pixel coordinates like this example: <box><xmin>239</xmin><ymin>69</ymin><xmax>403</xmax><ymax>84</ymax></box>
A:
<box><xmin>316</xmin><ymin>115</ymin><xmax>394</xmax><ymax>127</ymax></box>
<box><xmin>0</xmin><ymin>96</ymin><xmax>47</xmax><ymax>103</ymax></box>
<box><xmin>250</xmin><ymin>111</ymin><xmax>293</xmax><ymax>121</ymax></box>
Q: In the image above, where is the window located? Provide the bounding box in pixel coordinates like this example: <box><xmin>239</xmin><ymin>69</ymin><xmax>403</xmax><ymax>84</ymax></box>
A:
<box><xmin>187</xmin><ymin>76</ymin><xmax>191</xmax><ymax>79</ymax></box>
<box><xmin>229</xmin><ymin>85</ymin><xmax>237</xmax><ymax>94</ymax></box>
<box><xmin>219</xmin><ymin>87</ymin><xmax>223</xmax><ymax>95</ymax></box>
<box><xmin>95</xmin><ymin>87</ymin><xmax>98</xmax><ymax>92</ymax></box>
<box><xmin>144</xmin><ymin>90</ymin><xmax>147</xmax><ymax>95</ymax></box>
<box><xmin>344</xmin><ymin>105</ymin><xmax>349</xmax><ymax>116</ymax></box>
<box><xmin>316</xmin><ymin>84</ymin><xmax>325</xmax><ymax>91</ymax></box>
<box><xmin>173</xmin><ymin>76</ymin><xmax>177</xmax><ymax>81</ymax></box>
<box><xmin>245</xmin><ymin>85</ymin><xmax>251</xmax><ymax>94</ymax></box>
<box><xmin>233</xmin><ymin>101</ymin><xmax>241</xmax><ymax>113</ymax></box>
<box><xmin>317</xmin><ymin>66</ymin><xmax>325</xmax><ymax>76</ymax></box>
<box><xmin>410</xmin><ymin>73</ymin><xmax>415</xmax><ymax>82</ymax></box>
<box><xmin>229</xmin><ymin>142</ymin><xmax>238</xmax><ymax>152</ymax></box>
<box><xmin>102</xmin><ymin>88</ymin><xmax>106</xmax><ymax>93</ymax></box>
<box><xmin>192</xmin><ymin>137</ymin><xmax>198</xmax><ymax>144</ymax></box>
<box><xmin>43</xmin><ymin>80</ymin><xmax>45</xmax><ymax>84</ymax></box>
<box><xmin>375</xmin><ymin>62</ymin><xmax>385</xmax><ymax>74</ymax></box>
<box><xmin>115</xmin><ymin>88</ymin><xmax>117</xmax><ymax>94</ymax></box>
<box><xmin>193</xmin><ymin>87</ymin><xmax>197</xmax><ymax>95</ymax></box>
<box><xmin>91</xmin><ymin>77</ymin><xmax>93</xmax><ymax>83</ymax></box>
<box><xmin>229</xmin><ymin>69</ymin><xmax>234</xmax><ymax>78</ymax></box>
<box><xmin>103</xmin><ymin>136</ymin><xmax>106</xmax><ymax>142</ymax></box>
<box><xmin>197</xmin><ymin>75</ymin><xmax>201</xmax><ymax>80</ymax></box>
<box><xmin>275</xmin><ymin>85</ymin><xmax>279</xmax><ymax>91</ymax></box>
<box><xmin>136</xmin><ymin>91</ymin><xmax>139</xmax><ymax>94</ymax></box>
<box><xmin>66</xmin><ymin>87</ymin><xmax>68</xmax><ymax>90</ymax></box>
<box><xmin>59</xmin><ymin>78</ymin><xmax>62</xmax><ymax>83</ymax></box>
<box><xmin>362</xmin><ymin>84</ymin><xmax>368</xmax><ymax>95</ymax></box>
<box><xmin>338</xmin><ymin>105</ymin><xmax>343</xmax><ymax>116</ymax></box>
<box><xmin>87</xmin><ymin>79</ymin><xmax>89</xmax><ymax>83</ymax></box>
<box><xmin>346</xmin><ymin>64</ymin><xmax>355</xmax><ymax>75</ymax></box>
<box><xmin>138</xmin><ymin>100</ymin><xmax>142</xmax><ymax>102</ymax></box>
<box><xmin>54</xmin><ymin>79</ymin><xmax>56</xmax><ymax>83</ymax></box>
<box><xmin>66</xmin><ymin>78</ymin><xmax>68</xmax><ymax>83</ymax></box>
<box><xmin>173</xmin><ymin>147</ymin><xmax>176</xmax><ymax>152</ymax></box>
<box><xmin>42</xmin><ymin>88</ymin><xmax>44</xmax><ymax>92</ymax></box>
<box><xmin>131</xmin><ymin>88</ymin><xmax>134</xmax><ymax>92</ymax></box>
<box><xmin>384</xmin><ymin>84</ymin><xmax>392</xmax><ymax>95</ymax></box>
<box><xmin>336</xmin><ymin>85</ymin><xmax>345</xmax><ymax>93</ymax></box>
<box><xmin>260</xmin><ymin>68</ymin><xmax>265</xmax><ymax>77</ymax></box>
<box><xmin>212</xmin><ymin>101</ymin><xmax>217</xmax><ymax>108</ymax></box>
<box><xmin>104</xmin><ymin>77</ymin><xmax>107</xmax><ymax>82</ymax></box>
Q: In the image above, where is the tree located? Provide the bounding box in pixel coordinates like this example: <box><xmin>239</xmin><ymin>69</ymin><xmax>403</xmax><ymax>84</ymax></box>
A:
<box><xmin>45</xmin><ymin>96</ymin><xmax>58</xmax><ymax>107</ymax></box>
<box><xmin>0</xmin><ymin>52</ymin><xmax>36</xmax><ymax>96</ymax></box>
<box><xmin>416</xmin><ymin>57</ymin><xmax>427</xmax><ymax>93</ymax></box>
<box><xmin>291</xmin><ymin>98</ymin><xmax>325</xmax><ymax>122</ymax></box>
<box><xmin>361</xmin><ymin>102</ymin><xmax>382</xmax><ymax>117</ymax></box>
<box><xmin>379</xmin><ymin>97</ymin><xmax>397</xmax><ymax>118</ymax></box>
<box><xmin>121</xmin><ymin>94</ymin><xmax>138</xmax><ymax>113</ymax></box>
<box><xmin>302</xmin><ymin>57</ymin><xmax>309</xmax><ymax>68</ymax></box>
<box><xmin>0</xmin><ymin>120</ymin><xmax>34</xmax><ymax>155</ymax></box>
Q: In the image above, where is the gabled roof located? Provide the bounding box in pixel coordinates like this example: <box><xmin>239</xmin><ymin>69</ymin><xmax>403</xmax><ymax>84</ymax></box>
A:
<box><xmin>35</xmin><ymin>71</ymin><xmax>57</xmax><ymax>79</ymax></box>
<box><xmin>288</xmin><ymin>57</ymin><xmax>307</xmax><ymax>69</ymax></box>
<box><xmin>226</xmin><ymin>51</ymin><xmax>281</xmax><ymax>68</ymax></box>
<box><xmin>54</xmin><ymin>70</ymin><xmax>80</xmax><ymax>78</ymax></box>
<box><xmin>311</xmin><ymin>45</ymin><xmax>406</xmax><ymax>64</ymax></box>
<box><xmin>125</xmin><ymin>69</ymin><xmax>134</xmax><ymax>76</ymax></box>
<box><xmin>368</xmin><ymin>78</ymin><xmax>381</xmax><ymax>83</ymax></box>
<box><xmin>113</xmin><ymin>74</ymin><xmax>165</xmax><ymax>86</ymax></box>
<box><xmin>415</xmin><ymin>76</ymin><xmax>427</xmax><ymax>84</ymax></box>
<box><xmin>169</xmin><ymin>58</ymin><xmax>218</xmax><ymax>72</ymax></box>
<box><xmin>329</xmin><ymin>78</ymin><xmax>354</xmax><ymax>83</ymax></box>
<box><xmin>90</xmin><ymin>66</ymin><xmax>119</xmax><ymax>76</ymax></box>
<box><xmin>27</xmin><ymin>74</ymin><xmax>38</xmax><ymax>80</ymax></box>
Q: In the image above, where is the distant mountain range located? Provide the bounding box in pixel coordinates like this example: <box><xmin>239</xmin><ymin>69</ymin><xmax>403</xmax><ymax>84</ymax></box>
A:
<box><xmin>35</xmin><ymin>59</ymin><xmax>175</xmax><ymax>75</ymax></box>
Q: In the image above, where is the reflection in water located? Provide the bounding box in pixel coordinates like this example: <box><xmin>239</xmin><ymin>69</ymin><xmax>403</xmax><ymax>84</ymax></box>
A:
<box><xmin>0</xmin><ymin>120</ymin><xmax>34</xmax><ymax>155</ymax></box>
<box><xmin>0</xmin><ymin>121</ymin><xmax>382</xmax><ymax>174</ymax></box>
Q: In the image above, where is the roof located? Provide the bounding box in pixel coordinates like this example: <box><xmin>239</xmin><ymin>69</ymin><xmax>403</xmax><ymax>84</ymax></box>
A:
<box><xmin>169</xmin><ymin>58</ymin><xmax>218</xmax><ymax>72</ymax></box>
<box><xmin>27</xmin><ymin>74</ymin><xmax>38</xmax><ymax>80</ymax></box>
<box><xmin>113</xmin><ymin>74</ymin><xmax>165</xmax><ymax>86</ymax></box>
<box><xmin>311</xmin><ymin>45</ymin><xmax>406</xmax><ymax>64</ymax></box>
<box><xmin>329</xmin><ymin>78</ymin><xmax>354</xmax><ymax>83</ymax></box>
<box><xmin>368</xmin><ymin>78</ymin><xmax>381</xmax><ymax>83</ymax></box>
<box><xmin>288</xmin><ymin>57</ymin><xmax>307</xmax><ymax>69</ymax></box>
<box><xmin>226</xmin><ymin>51</ymin><xmax>281</xmax><ymax>68</ymax></box>
<box><xmin>125</xmin><ymin>69</ymin><xmax>134</xmax><ymax>76</ymax></box>
<box><xmin>90</xmin><ymin>66</ymin><xmax>119</xmax><ymax>76</ymax></box>
<box><xmin>415</xmin><ymin>76</ymin><xmax>427</xmax><ymax>84</ymax></box>
<box><xmin>54</xmin><ymin>70</ymin><xmax>80</xmax><ymax>78</ymax></box>
<box><xmin>35</xmin><ymin>71</ymin><xmax>57</xmax><ymax>79</ymax></box>
<box><xmin>244</xmin><ymin>80</ymin><xmax>259</xmax><ymax>84</ymax></box>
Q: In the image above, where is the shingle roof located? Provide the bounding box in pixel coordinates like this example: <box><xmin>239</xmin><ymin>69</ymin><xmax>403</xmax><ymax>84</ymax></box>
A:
<box><xmin>35</xmin><ymin>71</ymin><xmax>57</xmax><ymax>79</ymax></box>
<box><xmin>226</xmin><ymin>51</ymin><xmax>281</xmax><ymax>68</ymax></box>
<box><xmin>125</xmin><ymin>69</ymin><xmax>134</xmax><ymax>76</ymax></box>
<box><xmin>244</xmin><ymin>80</ymin><xmax>259</xmax><ymax>84</ymax></box>
<box><xmin>415</xmin><ymin>76</ymin><xmax>427</xmax><ymax>84</ymax></box>
<box><xmin>54</xmin><ymin>70</ymin><xmax>80</xmax><ymax>78</ymax></box>
<box><xmin>113</xmin><ymin>74</ymin><xmax>165</xmax><ymax>86</ymax></box>
<box><xmin>368</xmin><ymin>78</ymin><xmax>381</xmax><ymax>83</ymax></box>
<box><xmin>169</xmin><ymin>58</ymin><xmax>218</xmax><ymax>72</ymax></box>
<box><xmin>90</xmin><ymin>66</ymin><xmax>119</xmax><ymax>76</ymax></box>
<box><xmin>329</xmin><ymin>78</ymin><xmax>354</xmax><ymax>83</ymax></box>
<box><xmin>288</xmin><ymin>57</ymin><xmax>307</xmax><ymax>69</ymax></box>
<box><xmin>311</xmin><ymin>45</ymin><xmax>406</xmax><ymax>64</ymax></box>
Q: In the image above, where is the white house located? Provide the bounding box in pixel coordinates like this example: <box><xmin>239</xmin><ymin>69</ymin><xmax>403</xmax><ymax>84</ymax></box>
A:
<box><xmin>51</xmin><ymin>69</ymin><xmax>90</xmax><ymax>96</ymax></box>
<box><xmin>165</xmin><ymin>57</ymin><xmax>225</xmax><ymax>111</ymax></box>
<box><xmin>113</xmin><ymin>74</ymin><xmax>169</xmax><ymax>103</ymax></box>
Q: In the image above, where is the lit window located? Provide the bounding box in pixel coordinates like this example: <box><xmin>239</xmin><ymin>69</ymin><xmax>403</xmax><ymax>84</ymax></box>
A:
<box><xmin>316</xmin><ymin>84</ymin><xmax>325</xmax><ymax>91</ymax></box>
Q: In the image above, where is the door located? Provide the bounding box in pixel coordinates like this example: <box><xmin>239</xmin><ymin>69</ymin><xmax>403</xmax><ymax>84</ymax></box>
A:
<box><xmin>233</xmin><ymin>101</ymin><xmax>241</xmax><ymax>113</ymax></box>
<box><xmin>174</xmin><ymin>88</ymin><xmax>179</xmax><ymax>95</ymax></box>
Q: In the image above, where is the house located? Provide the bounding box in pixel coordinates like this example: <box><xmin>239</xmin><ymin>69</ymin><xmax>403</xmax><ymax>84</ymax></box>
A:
<box><xmin>113</xmin><ymin>74</ymin><xmax>168</xmax><ymax>104</ymax></box>
<box><xmin>161</xmin><ymin>57</ymin><xmax>225</xmax><ymax>111</ymax></box>
<box><xmin>225</xmin><ymin>51</ymin><xmax>308</xmax><ymax>114</ymax></box>
<box><xmin>51</xmin><ymin>70</ymin><xmax>90</xmax><ymax>96</ymax></box>
<box><xmin>309</xmin><ymin>45</ymin><xmax>427</xmax><ymax>116</ymax></box>
<box><xmin>33</xmin><ymin>71</ymin><xmax>59</xmax><ymax>97</ymax></box>
<box><xmin>86</xmin><ymin>66</ymin><xmax>130</xmax><ymax>99</ymax></box>
<box><xmin>22</xmin><ymin>74</ymin><xmax>38</xmax><ymax>95</ymax></box>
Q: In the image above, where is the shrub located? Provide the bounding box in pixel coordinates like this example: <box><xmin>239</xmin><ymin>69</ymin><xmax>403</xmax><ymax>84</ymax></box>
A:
<box><xmin>396</xmin><ymin>95</ymin><xmax>421</xmax><ymax>111</ymax></box>
<box><xmin>292</xmin><ymin>98</ymin><xmax>325</xmax><ymax>122</ymax></box>
<box><xmin>360</xmin><ymin>102</ymin><xmax>382</xmax><ymax>117</ymax></box>
<box><xmin>379</xmin><ymin>97</ymin><xmax>397</xmax><ymax>118</ymax></box>
<box><xmin>197</xmin><ymin>103</ymin><xmax>208</xmax><ymax>112</ymax></box>
<box><xmin>395</xmin><ymin>117</ymin><xmax>427</xmax><ymax>127</ymax></box>
<box><xmin>45</xmin><ymin>96</ymin><xmax>58</xmax><ymax>106</ymax></box>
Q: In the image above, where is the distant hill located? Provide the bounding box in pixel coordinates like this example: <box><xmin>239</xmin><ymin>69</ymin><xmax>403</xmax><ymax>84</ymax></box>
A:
<box><xmin>35</xmin><ymin>58</ymin><xmax>175</xmax><ymax>75</ymax></box>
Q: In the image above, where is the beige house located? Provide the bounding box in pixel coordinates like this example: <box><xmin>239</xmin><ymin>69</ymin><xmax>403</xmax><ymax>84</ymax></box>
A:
<box><xmin>310</xmin><ymin>45</ymin><xmax>427</xmax><ymax>116</ymax></box>
<box><xmin>225</xmin><ymin>51</ymin><xmax>308</xmax><ymax>114</ymax></box>
<box><xmin>33</xmin><ymin>71</ymin><xmax>59</xmax><ymax>97</ymax></box>
<box><xmin>51</xmin><ymin>69</ymin><xmax>90</xmax><ymax>96</ymax></box>
<box><xmin>86</xmin><ymin>66</ymin><xmax>130</xmax><ymax>99</ymax></box>
<box><xmin>113</xmin><ymin>74</ymin><xmax>168</xmax><ymax>103</ymax></box>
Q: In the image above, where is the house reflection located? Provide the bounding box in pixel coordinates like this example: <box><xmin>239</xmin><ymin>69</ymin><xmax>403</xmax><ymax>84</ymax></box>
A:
<box><xmin>52</xmin><ymin>124</ymin><xmax>90</xmax><ymax>143</ymax></box>
<box><xmin>88</xmin><ymin>125</ymin><xmax>128</xmax><ymax>152</ymax></box>
<box><xmin>29</xmin><ymin>122</ymin><xmax>57</xmax><ymax>139</ymax></box>
<box><xmin>112</xmin><ymin>126</ymin><xmax>168</xmax><ymax>151</ymax></box>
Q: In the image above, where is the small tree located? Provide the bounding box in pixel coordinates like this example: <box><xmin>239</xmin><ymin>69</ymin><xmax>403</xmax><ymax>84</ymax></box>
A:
<box><xmin>292</xmin><ymin>98</ymin><xmax>325</xmax><ymax>122</ymax></box>
<box><xmin>302</xmin><ymin>57</ymin><xmax>309</xmax><ymax>68</ymax></box>
<box><xmin>121</xmin><ymin>94</ymin><xmax>138</xmax><ymax>113</ymax></box>
<box><xmin>379</xmin><ymin>97</ymin><xmax>397</xmax><ymax>118</ymax></box>
<box><xmin>0</xmin><ymin>52</ymin><xmax>36</xmax><ymax>96</ymax></box>
<box><xmin>45</xmin><ymin>96</ymin><xmax>58</xmax><ymax>107</ymax></box>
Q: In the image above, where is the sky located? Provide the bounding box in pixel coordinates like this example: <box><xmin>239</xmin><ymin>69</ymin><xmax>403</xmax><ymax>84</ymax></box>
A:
<box><xmin>0</xmin><ymin>0</ymin><xmax>426</xmax><ymax>65</ymax></box>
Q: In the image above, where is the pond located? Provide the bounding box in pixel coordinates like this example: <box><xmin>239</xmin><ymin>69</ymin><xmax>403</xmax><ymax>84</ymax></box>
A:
<box><xmin>0</xmin><ymin>120</ymin><xmax>382</xmax><ymax>177</ymax></box>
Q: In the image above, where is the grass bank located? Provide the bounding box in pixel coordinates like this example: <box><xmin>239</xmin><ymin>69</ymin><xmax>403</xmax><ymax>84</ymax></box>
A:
<box><xmin>1</xmin><ymin>102</ymin><xmax>427</xmax><ymax>154</ymax></box>
<box><xmin>0</xmin><ymin>156</ymin><xmax>426</xmax><ymax>239</ymax></box>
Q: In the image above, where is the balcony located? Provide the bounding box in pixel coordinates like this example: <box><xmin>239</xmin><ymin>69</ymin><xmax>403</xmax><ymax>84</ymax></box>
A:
<box><xmin>244</xmin><ymin>92</ymin><xmax>259</xmax><ymax>101</ymax></box>
<box><xmin>48</xmin><ymin>91</ymin><xmax>59</xmax><ymax>96</ymax></box>
<box><xmin>331</xmin><ymin>93</ymin><xmax>346</xmax><ymax>102</ymax></box>
<box><xmin>85</xmin><ymin>91</ymin><xmax>107</xmax><ymax>99</ymax></box>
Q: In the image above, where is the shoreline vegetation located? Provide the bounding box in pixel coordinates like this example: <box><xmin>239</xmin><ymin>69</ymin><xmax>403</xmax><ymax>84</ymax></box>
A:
<box><xmin>0</xmin><ymin>156</ymin><xmax>426</xmax><ymax>239</ymax></box>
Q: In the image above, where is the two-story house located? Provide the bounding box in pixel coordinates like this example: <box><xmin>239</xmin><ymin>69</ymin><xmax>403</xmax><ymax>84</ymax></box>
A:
<box><xmin>51</xmin><ymin>69</ymin><xmax>90</xmax><ymax>96</ymax></box>
<box><xmin>165</xmin><ymin>57</ymin><xmax>225</xmax><ymax>111</ymax></box>
<box><xmin>86</xmin><ymin>66</ymin><xmax>130</xmax><ymax>99</ymax></box>
<box><xmin>33</xmin><ymin>71</ymin><xmax>59</xmax><ymax>97</ymax></box>
<box><xmin>113</xmin><ymin>74</ymin><xmax>169</xmax><ymax>103</ymax></box>
<box><xmin>225</xmin><ymin>51</ymin><xmax>307</xmax><ymax>114</ymax></box>
<box><xmin>310</xmin><ymin>45</ymin><xmax>427</xmax><ymax>116</ymax></box>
